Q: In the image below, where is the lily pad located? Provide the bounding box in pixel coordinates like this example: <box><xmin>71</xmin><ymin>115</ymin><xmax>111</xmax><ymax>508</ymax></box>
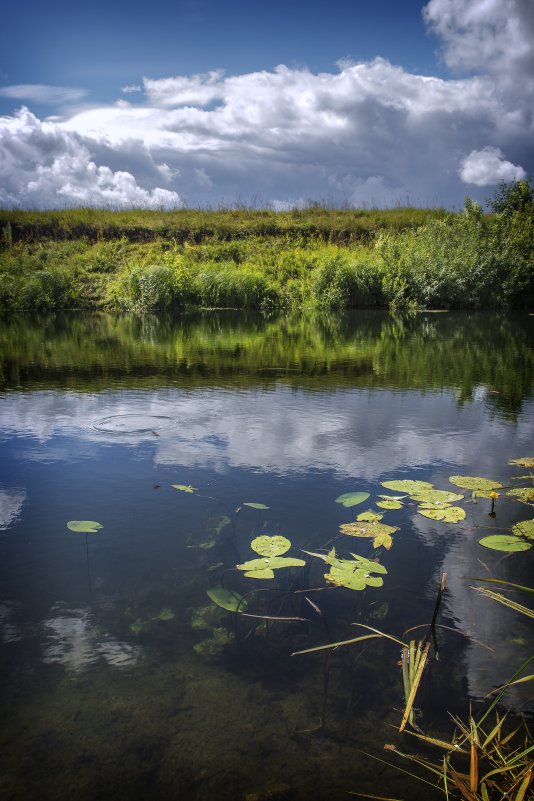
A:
<box><xmin>357</xmin><ymin>510</ymin><xmax>384</xmax><ymax>523</ymax></box>
<box><xmin>206</xmin><ymin>587</ymin><xmax>247</xmax><ymax>612</ymax></box>
<box><xmin>418</xmin><ymin>501</ymin><xmax>452</xmax><ymax>510</ymax></box>
<box><xmin>507</xmin><ymin>488</ymin><xmax>534</xmax><ymax>505</ymax></box>
<box><xmin>251</xmin><ymin>535</ymin><xmax>291</xmax><ymax>557</ymax></box>
<box><xmin>321</xmin><ymin>552</ymin><xmax>387</xmax><ymax>591</ymax></box>
<box><xmin>382</xmin><ymin>479</ymin><xmax>434</xmax><ymax>494</ymax></box>
<box><xmin>340</xmin><ymin>520</ymin><xmax>398</xmax><ymax>539</ymax></box>
<box><xmin>243</xmin><ymin>568</ymin><xmax>275</xmax><ymax>579</ymax></box>
<box><xmin>372</xmin><ymin>530</ymin><xmax>394</xmax><ymax>549</ymax></box>
<box><xmin>411</xmin><ymin>489</ymin><xmax>464</xmax><ymax>504</ymax></box>
<box><xmin>376</xmin><ymin>499</ymin><xmax>403</xmax><ymax>510</ymax></box>
<box><xmin>67</xmin><ymin>520</ymin><xmax>103</xmax><ymax>533</ymax></box>
<box><xmin>509</xmin><ymin>457</ymin><xmax>534</xmax><ymax>468</ymax></box>
<box><xmin>418</xmin><ymin>506</ymin><xmax>466</xmax><ymax>523</ymax></box>
<box><xmin>237</xmin><ymin>555</ymin><xmax>305</xmax><ymax>578</ymax></box>
<box><xmin>172</xmin><ymin>484</ymin><xmax>198</xmax><ymax>493</ymax></box>
<box><xmin>335</xmin><ymin>491</ymin><xmax>370</xmax><ymax>508</ymax></box>
<box><xmin>478</xmin><ymin>535</ymin><xmax>532</xmax><ymax>552</ymax></box>
<box><xmin>243</xmin><ymin>502</ymin><xmax>270</xmax><ymax>510</ymax></box>
<box><xmin>511</xmin><ymin>520</ymin><xmax>534</xmax><ymax>540</ymax></box>
<box><xmin>449</xmin><ymin>476</ymin><xmax>503</xmax><ymax>492</ymax></box>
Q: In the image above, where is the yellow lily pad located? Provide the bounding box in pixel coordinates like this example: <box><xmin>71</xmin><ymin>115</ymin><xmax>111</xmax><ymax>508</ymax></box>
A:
<box><xmin>512</xmin><ymin>520</ymin><xmax>534</xmax><ymax>540</ymax></box>
<box><xmin>507</xmin><ymin>488</ymin><xmax>534</xmax><ymax>505</ymax></box>
<box><xmin>418</xmin><ymin>506</ymin><xmax>466</xmax><ymax>523</ymax></box>
<box><xmin>509</xmin><ymin>457</ymin><xmax>534</xmax><ymax>468</ymax></box>
<box><xmin>382</xmin><ymin>479</ymin><xmax>433</xmax><ymax>494</ymax></box>
<box><xmin>449</xmin><ymin>476</ymin><xmax>503</xmax><ymax>492</ymax></box>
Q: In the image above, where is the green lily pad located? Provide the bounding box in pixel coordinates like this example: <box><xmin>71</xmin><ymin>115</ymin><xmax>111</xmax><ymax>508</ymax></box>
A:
<box><xmin>206</xmin><ymin>587</ymin><xmax>247</xmax><ymax>612</ymax></box>
<box><xmin>340</xmin><ymin>521</ymin><xmax>398</xmax><ymax>539</ymax></box>
<box><xmin>382</xmin><ymin>479</ymin><xmax>433</xmax><ymax>494</ymax></box>
<box><xmin>418</xmin><ymin>501</ymin><xmax>452</xmax><ymax>510</ymax></box>
<box><xmin>237</xmin><ymin>555</ymin><xmax>305</xmax><ymax>576</ymax></box>
<box><xmin>507</xmin><ymin>488</ymin><xmax>534</xmax><ymax>505</ymax></box>
<box><xmin>357</xmin><ymin>509</ymin><xmax>384</xmax><ymax>523</ymax></box>
<box><xmin>449</xmin><ymin>476</ymin><xmax>503</xmax><ymax>492</ymax></box>
<box><xmin>372</xmin><ymin>530</ymin><xmax>394</xmax><ymax>549</ymax></box>
<box><xmin>243</xmin><ymin>568</ymin><xmax>275</xmax><ymax>579</ymax></box>
<box><xmin>411</xmin><ymin>489</ymin><xmax>464</xmax><ymax>504</ymax></box>
<box><xmin>322</xmin><ymin>552</ymin><xmax>387</xmax><ymax>591</ymax></box>
<box><xmin>376</xmin><ymin>499</ymin><xmax>403</xmax><ymax>510</ymax></box>
<box><xmin>242</xmin><ymin>502</ymin><xmax>270</xmax><ymax>510</ymax></box>
<box><xmin>478</xmin><ymin>535</ymin><xmax>532</xmax><ymax>552</ymax></box>
<box><xmin>335</xmin><ymin>491</ymin><xmax>370</xmax><ymax>508</ymax></box>
<box><xmin>509</xmin><ymin>457</ymin><xmax>534</xmax><ymax>468</ymax></box>
<box><xmin>251</xmin><ymin>535</ymin><xmax>291</xmax><ymax>557</ymax></box>
<box><xmin>172</xmin><ymin>484</ymin><xmax>198</xmax><ymax>493</ymax></box>
<box><xmin>67</xmin><ymin>520</ymin><xmax>103</xmax><ymax>533</ymax></box>
<box><xmin>511</xmin><ymin>520</ymin><xmax>534</xmax><ymax>540</ymax></box>
<box><xmin>418</xmin><ymin>506</ymin><xmax>466</xmax><ymax>523</ymax></box>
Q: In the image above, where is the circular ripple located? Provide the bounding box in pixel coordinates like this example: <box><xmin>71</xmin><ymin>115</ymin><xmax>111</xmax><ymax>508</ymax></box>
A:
<box><xmin>92</xmin><ymin>414</ymin><xmax>175</xmax><ymax>434</ymax></box>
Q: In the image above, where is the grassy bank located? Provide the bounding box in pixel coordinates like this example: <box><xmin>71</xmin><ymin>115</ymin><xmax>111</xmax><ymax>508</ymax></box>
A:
<box><xmin>1</xmin><ymin>182</ymin><xmax>532</xmax><ymax>313</ymax></box>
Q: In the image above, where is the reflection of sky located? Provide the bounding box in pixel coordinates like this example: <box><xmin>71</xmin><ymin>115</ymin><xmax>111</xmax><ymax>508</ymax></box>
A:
<box><xmin>1</xmin><ymin>387</ymin><xmax>532</xmax><ymax>482</ymax></box>
<box><xmin>0</xmin><ymin>487</ymin><xmax>26</xmax><ymax>529</ymax></box>
<box><xmin>1</xmin><ymin>385</ymin><xmax>533</xmax><ymax>699</ymax></box>
<box><xmin>43</xmin><ymin>605</ymin><xmax>142</xmax><ymax>671</ymax></box>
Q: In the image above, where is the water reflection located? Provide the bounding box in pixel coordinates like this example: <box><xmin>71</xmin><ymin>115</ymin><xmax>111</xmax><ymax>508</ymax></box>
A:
<box><xmin>42</xmin><ymin>605</ymin><xmax>142</xmax><ymax>671</ymax></box>
<box><xmin>0</xmin><ymin>310</ymin><xmax>532</xmax><ymax>418</ymax></box>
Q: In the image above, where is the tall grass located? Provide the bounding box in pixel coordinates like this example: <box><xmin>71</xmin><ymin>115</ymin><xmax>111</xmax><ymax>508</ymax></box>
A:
<box><xmin>1</xmin><ymin>181</ymin><xmax>532</xmax><ymax>313</ymax></box>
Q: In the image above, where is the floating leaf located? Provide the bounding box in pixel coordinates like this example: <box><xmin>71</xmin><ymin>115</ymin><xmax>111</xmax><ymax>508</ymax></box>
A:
<box><xmin>237</xmin><ymin>555</ymin><xmax>305</xmax><ymax>577</ymax></box>
<box><xmin>372</xmin><ymin>530</ymin><xmax>393</xmax><ymax>549</ymax></box>
<box><xmin>418</xmin><ymin>501</ymin><xmax>452</xmax><ymax>510</ymax></box>
<box><xmin>340</xmin><ymin>520</ymin><xmax>398</xmax><ymax>539</ymax></box>
<box><xmin>382</xmin><ymin>479</ymin><xmax>433</xmax><ymax>494</ymax></box>
<box><xmin>67</xmin><ymin>520</ymin><xmax>103</xmax><ymax>533</ymax></box>
<box><xmin>243</xmin><ymin>568</ymin><xmax>275</xmax><ymax>579</ymax></box>
<box><xmin>376</xmin><ymin>499</ymin><xmax>403</xmax><ymax>510</ymax></box>
<box><xmin>172</xmin><ymin>484</ymin><xmax>198</xmax><ymax>493</ymax></box>
<box><xmin>418</xmin><ymin>506</ymin><xmax>466</xmax><ymax>523</ymax></box>
<box><xmin>335</xmin><ymin>491</ymin><xmax>370</xmax><ymax>508</ymax></box>
<box><xmin>378</xmin><ymin>494</ymin><xmax>407</xmax><ymax>501</ymax></box>
<box><xmin>357</xmin><ymin>509</ymin><xmax>384</xmax><ymax>523</ymax></box>
<box><xmin>206</xmin><ymin>588</ymin><xmax>247</xmax><ymax>612</ymax></box>
<box><xmin>507</xmin><ymin>488</ymin><xmax>534</xmax><ymax>505</ymax></box>
<box><xmin>478</xmin><ymin>535</ymin><xmax>532</xmax><ymax>552</ymax></box>
<box><xmin>410</xmin><ymin>489</ymin><xmax>464</xmax><ymax>504</ymax></box>
<box><xmin>243</xmin><ymin>502</ymin><xmax>270</xmax><ymax>510</ymax></box>
<box><xmin>509</xmin><ymin>457</ymin><xmax>534</xmax><ymax>468</ymax></box>
<box><xmin>251</xmin><ymin>535</ymin><xmax>291</xmax><ymax>557</ymax></box>
<box><xmin>511</xmin><ymin>520</ymin><xmax>534</xmax><ymax>540</ymax></box>
<box><xmin>449</xmin><ymin>476</ymin><xmax>503</xmax><ymax>492</ymax></box>
<box><xmin>323</xmin><ymin>552</ymin><xmax>387</xmax><ymax>591</ymax></box>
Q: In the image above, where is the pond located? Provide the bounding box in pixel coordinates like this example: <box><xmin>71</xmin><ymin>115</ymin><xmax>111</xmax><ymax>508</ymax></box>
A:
<box><xmin>0</xmin><ymin>310</ymin><xmax>533</xmax><ymax>801</ymax></box>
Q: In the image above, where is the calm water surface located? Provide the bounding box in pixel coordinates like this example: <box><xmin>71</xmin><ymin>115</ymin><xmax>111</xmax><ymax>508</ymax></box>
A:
<box><xmin>0</xmin><ymin>311</ymin><xmax>533</xmax><ymax>801</ymax></box>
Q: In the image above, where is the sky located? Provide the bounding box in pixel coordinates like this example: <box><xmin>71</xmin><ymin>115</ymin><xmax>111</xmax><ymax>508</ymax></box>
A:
<box><xmin>0</xmin><ymin>0</ymin><xmax>533</xmax><ymax>210</ymax></box>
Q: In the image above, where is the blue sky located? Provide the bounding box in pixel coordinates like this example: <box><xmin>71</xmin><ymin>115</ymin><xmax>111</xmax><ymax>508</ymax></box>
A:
<box><xmin>1</xmin><ymin>0</ymin><xmax>532</xmax><ymax>209</ymax></box>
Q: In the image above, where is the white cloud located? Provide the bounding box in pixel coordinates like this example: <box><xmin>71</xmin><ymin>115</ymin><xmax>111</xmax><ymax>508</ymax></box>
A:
<box><xmin>460</xmin><ymin>147</ymin><xmax>526</xmax><ymax>186</ymax></box>
<box><xmin>121</xmin><ymin>84</ymin><xmax>142</xmax><ymax>94</ymax></box>
<box><xmin>0</xmin><ymin>0</ymin><xmax>532</xmax><ymax>208</ymax></box>
<box><xmin>0</xmin><ymin>108</ymin><xmax>182</xmax><ymax>209</ymax></box>
<box><xmin>423</xmin><ymin>0</ymin><xmax>534</xmax><ymax>80</ymax></box>
<box><xmin>0</xmin><ymin>84</ymin><xmax>87</xmax><ymax>104</ymax></box>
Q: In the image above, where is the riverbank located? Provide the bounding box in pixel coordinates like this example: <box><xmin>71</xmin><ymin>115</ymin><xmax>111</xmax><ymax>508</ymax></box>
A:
<box><xmin>1</xmin><ymin>188</ymin><xmax>532</xmax><ymax>313</ymax></box>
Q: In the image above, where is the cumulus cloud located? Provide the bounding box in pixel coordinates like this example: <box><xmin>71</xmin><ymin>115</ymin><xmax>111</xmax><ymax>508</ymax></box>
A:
<box><xmin>0</xmin><ymin>108</ymin><xmax>182</xmax><ymax>209</ymax></box>
<box><xmin>0</xmin><ymin>0</ymin><xmax>532</xmax><ymax>208</ymax></box>
<box><xmin>460</xmin><ymin>146</ymin><xmax>527</xmax><ymax>186</ymax></box>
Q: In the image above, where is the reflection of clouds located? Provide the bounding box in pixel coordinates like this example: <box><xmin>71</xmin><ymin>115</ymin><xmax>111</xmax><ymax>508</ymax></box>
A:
<box><xmin>439</xmin><ymin>534</ymin><xmax>533</xmax><ymax>709</ymax></box>
<box><xmin>0</xmin><ymin>388</ymin><xmax>532</xmax><ymax>481</ymax></box>
<box><xmin>43</xmin><ymin>606</ymin><xmax>141</xmax><ymax>671</ymax></box>
<box><xmin>0</xmin><ymin>602</ymin><xmax>22</xmax><ymax>643</ymax></box>
<box><xmin>0</xmin><ymin>487</ymin><xmax>26</xmax><ymax>529</ymax></box>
